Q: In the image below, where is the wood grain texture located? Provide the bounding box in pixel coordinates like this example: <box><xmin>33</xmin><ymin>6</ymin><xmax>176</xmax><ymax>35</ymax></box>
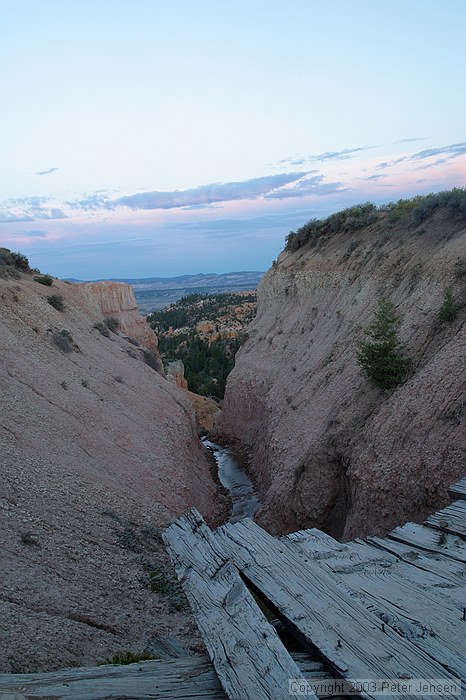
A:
<box><xmin>387</xmin><ymin>522</ymin><xmax>466</xmax><ymax>563</ymax></box>
<box><xmin>424</xmin><ymin>501</ymin><xmax>466</xmax><ymax>539</ymax></box>
<box><xmin>0</xmin><ymin>653</ymin><xmax>348</xmax><ymax>699</ymax></box>
<box><xmin>163</xmin><ymin>508</ymin><xmax>312</xmax><ymax>700</ymax></box>
<box><xmin>216</xmin><ymin>518</ymin><xmax>460</xmax><ymax>699</ymax></box>
<box><xmin>284</xmin><ymin>529</ymin><xmax>466</xmax><ymax>679</ymax></box>
<box><xmin>448</xmin><ymin>476</ymin><xmax>466</xmax><ymax>501</ymax></box>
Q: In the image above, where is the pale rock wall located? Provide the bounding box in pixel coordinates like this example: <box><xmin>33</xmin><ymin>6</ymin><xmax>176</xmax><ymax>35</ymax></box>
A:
<box><xmin>166</xmin><ymin>359</ymin><xmax>189</xmax><ymax>389</ymax></box>
<box><xmin>0</xmin><ymin>275</ymin><xmax>226</xmax><ymax>672</ymax></box>
<box><xmin>218</xmin><ymin>209</ymin><xmax>466</xmax><ymax>539</ymax></box>
<box><xmin>78</xmin><ymin>281</ymin><xmax>159</xmax><ymax>355</ymax></box>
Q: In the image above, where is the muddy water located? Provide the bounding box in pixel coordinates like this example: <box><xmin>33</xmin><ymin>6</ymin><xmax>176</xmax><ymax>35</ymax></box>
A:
<box><xmin>202</xmin><ymin>438</ymin><xmax>259</xmax><ymax>523</ymax></box>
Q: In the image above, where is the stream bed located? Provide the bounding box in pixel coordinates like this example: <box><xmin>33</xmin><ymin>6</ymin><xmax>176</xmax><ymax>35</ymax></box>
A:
<box><xmin>202</xmin><ymin>438</ymin><xmax>259</xmax><ymax>523</ymax></box>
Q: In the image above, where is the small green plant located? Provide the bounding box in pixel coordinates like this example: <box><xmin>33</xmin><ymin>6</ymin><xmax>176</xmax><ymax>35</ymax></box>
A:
<box><xmin>454</xmin><ymin>258</ymin><xmax>465</xmax><ymax>279</ymax></box>
<box><xmin>99</xmin><ymin>651</ymin><xmax>158</xmax><ymax>666</ymax></box>
<box><xmin>34</xmin><ymin>274</ymin><xmax>53</xmax><ymax>286</ymax></box>
<box><xmin>357</xmin><ymin>299</ymin><xmax>411</xmax><ymax>391</ymax></box>
<box><xmin>439</xmin><ymin>287</ymin><xmax>460</xmax><ymax>323</ymax></box>
<box><xmin>47</xmin><ymin>294</ymin><xmax>65</xmax><ymax>311</ymax></box>
<box><xmin>117</xmin><ymin>525</ymin><xmax>138</xmax><ymax>550</ymax></box>
<box><xmin>149</xmin><ymin>567</ymin><xmax>188</xmax><ymax>611</ymax></box>
<box><xmin>20</xmin><ymin>531</ymin><xmax>41</xmax><ymax>547</ymax></box>
<box><xmin>51</xmin><ymin>329</ymin><xmax>74</xmax><ymax>353</ymax></box>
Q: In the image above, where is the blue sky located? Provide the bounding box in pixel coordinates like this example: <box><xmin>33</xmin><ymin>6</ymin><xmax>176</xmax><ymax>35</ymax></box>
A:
<box><xmin>1</xmin><ymin>0</ymin><xmax>465</xmax><ymax>279</ymax></box>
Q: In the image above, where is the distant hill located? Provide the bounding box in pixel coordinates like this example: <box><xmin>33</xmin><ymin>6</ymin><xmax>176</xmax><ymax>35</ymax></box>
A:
<box><xmin>66</xmin><ymin>271</ymin><xmax>264</xmax><ymax>314</ymax></box>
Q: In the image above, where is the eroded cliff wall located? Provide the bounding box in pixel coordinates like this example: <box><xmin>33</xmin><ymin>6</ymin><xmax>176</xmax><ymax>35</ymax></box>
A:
<box><xmin>218</xmin><ymin>206</ymin><xmax>465</xmax><ymax>539</ymax></box>
<box><xmin>0</xmin><ymin>274</ymin><xmax>225</xmax><ymax>671</ymax></box>
<box><xmin>78</xmin><ymin>280</ymin><xmax>161</xmax><ymax>356</ymax></box>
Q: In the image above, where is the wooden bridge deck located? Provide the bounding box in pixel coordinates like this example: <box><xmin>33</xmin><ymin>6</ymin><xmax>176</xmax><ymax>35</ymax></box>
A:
<box><xmin>1</xmin><ymin>476</ymin><xmax>465</xmax><ymax>699</ymax></box>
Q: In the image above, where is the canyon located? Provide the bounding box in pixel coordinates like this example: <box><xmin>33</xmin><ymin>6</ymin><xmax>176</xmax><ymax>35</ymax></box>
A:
<box><xmin>1</xmin><ymin>192</ymin><xmax>465</xmax><ymax>675</ymax></box>
<box><xmin>218</xmin><ymin>200</ymin><xmax>465</xmax><ymax>540</ymax></box>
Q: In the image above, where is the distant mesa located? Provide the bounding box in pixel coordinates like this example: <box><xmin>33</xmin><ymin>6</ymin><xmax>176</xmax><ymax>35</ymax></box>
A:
<box><xmin>64</xmin><ymin>271</ymin><xmax>264</xmax><ymax>313</ymax></box>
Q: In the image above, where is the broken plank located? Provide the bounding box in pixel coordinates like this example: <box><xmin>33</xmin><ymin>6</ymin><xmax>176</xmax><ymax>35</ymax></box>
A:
<box><xmin>0</xmin><ymin>656</ymin><xmax>227</xmax><ymax>700</ymax></box>
<box><xmin>163</xmin><ymin>509</ymin><xmax>313</xmax><ymax>700</ymax></box>
<box><xmin>448</xmin><ymin>476</ymin><xmax>466</xmax><ymax>501</ymax></box>
<box><xmin>424</xmin><ymin>501</ymin><xmax>466</xmax><ymax>539</ymax></box>
<box><xmin>0</xmin><ymin>653</ymin><xmax>345</xmax><ymax>700</ymax></box>
<box><xmin>285</xmin><ymin>530</ymin><xmax>466</xmax><ymax>679</ymax></box>
<box><xmin>387</xmin><ymin>522</ymin><xmax>466</xmax><ymax>563</ymax></box>
<box><xmin>216</xmin><ymin>519</ymin><xmax>460</xmax><ymax>700</ymax></box>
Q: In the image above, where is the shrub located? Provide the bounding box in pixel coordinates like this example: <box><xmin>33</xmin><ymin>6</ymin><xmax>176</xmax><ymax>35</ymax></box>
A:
<box><xmin>285</xmin><ymin>203</ymin><xmax>377</xmax><ymax>252</ymax></box>
<box><xmin>454</xmin><ymin>258</ymin><xmax>465</xmax><ymax>279</ymax></box>
<box><xmin>51</xmin><ymin>329</ymin><xmax>74</xmax><ymax>353</ymax></box>
<box><xmin>439</xmin><ymin>287</ymin><xmax>460</xmax><ymax>323</ymax></box>
<box><xmin>357</xmin><ymin>299</ymin><xmax>411</xmax><ymax>391</ymax></box>
<box><xmin>149</xmin><ymin>567</ymin><xmax>188</xmax><ymax>611</ymax></box>
<box><xmin>285</xmin><ymin>188</ymin><xmax>466</xmax><ymax>253</ymax></box>
<box><xmin>47</xmin><ymin>294</ymin><xmax>65</xmax><ymax>311</ymax></box>
<box><xmin>94</xmin><ymin>321</ymin><xmax>110</xmax><ymax>337</ymax></box>
<box><xmin>20</xmin><ymin>531</ymin><xmax>41</xmax><ymax>547</ymax></box>
<box><xmin>143</xmin><ymin>349</ymin><xmax>164</xmax><ymax>373</ymax></box>
<box><xmin>0</xmin><ymin>248</ymin><xmax>30</xmax><ymax>273</ymax></box>
<box><xmin>34</xmin><ymin>275</ymin><xmax>53</xmax><ymax>286</ymax></box>
<box><xmin>10</xmin><ymin>251</ymin><xmax>30</xmax><ymax>270</ymax></box>
<box><xmin>104</xmin><ymin>316</ymin><xmax>120</xmax><ymax>333</ymax></box>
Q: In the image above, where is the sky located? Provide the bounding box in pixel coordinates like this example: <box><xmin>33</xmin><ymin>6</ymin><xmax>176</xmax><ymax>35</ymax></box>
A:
<box><xmin>1</xmin><ymin>0</ymin><xmax>465</xmax><ymax>280</ymax></box>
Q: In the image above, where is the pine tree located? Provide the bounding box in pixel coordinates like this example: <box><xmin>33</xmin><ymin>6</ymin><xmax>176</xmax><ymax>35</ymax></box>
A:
<box><xmin>357</xmin><ymin>299</ymin><xmax>411</xmax><ymax>391</ymax></box>
<box><xmin>439</xmin><ymin>287</ymin><xmax>459</xmax><ymax>323</ymax></box>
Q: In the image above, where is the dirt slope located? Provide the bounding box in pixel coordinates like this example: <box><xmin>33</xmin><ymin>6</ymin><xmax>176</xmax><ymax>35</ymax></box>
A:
<box><xmin>0</xmin><ymin>274</ymin><xmax>225</xmax><ymax>672</ymax></box>
<box><xmin>218</xmin><ymin>205</ymin><xmax>465</xmax><ymax>540</ymax></box>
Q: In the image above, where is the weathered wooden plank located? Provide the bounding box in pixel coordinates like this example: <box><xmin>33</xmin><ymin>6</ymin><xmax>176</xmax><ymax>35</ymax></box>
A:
<box><xmin>387</xmin><ymin>522</ymin><xmax>466</xmax><ymax>563</ymax></box>
<box><xmin>0</xmin><ymin>656</ymin><xmax>226</xmax><ymax>699</ymax></box>
<box><xmin>216</xmin><ymin>519</ymin><xmax>460</xmax><ymax>699</ymax></box>
<box><xmin>448</xmin><ymin>476</ymin><xmax>466</xmax><ymax>501</ymax></box>
<box><xmin>163</xmin><ymin>509</ymin><xmax>312</xmax><ymax>700</ymax></box>
<box><xmin>0</xmin><ymin>653</ymin><xmax>342</xmax><ymax>700</ymax></box>
<box><xmin>424</xmin><ymin>501</ymin><xmax>466</xmax><ymax>539</ymax></box>
<box><xmin>285</xmin><ymin>530</ymin><xmax>466</xmax><ymax>679</ymax></box>
<box><xmin>364</xmin><ymin>536</ymin><xmax>465</xmax><ymax>589</ymax></box>
<box><xmin>286</xmin><ymin>528</ymin><xmax>464</xmax><ymax>593</ymax></box>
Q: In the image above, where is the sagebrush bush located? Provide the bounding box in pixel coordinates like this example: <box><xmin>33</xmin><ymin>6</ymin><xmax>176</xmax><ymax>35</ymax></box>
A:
<box><xmin>34</xmin><ymin>274</ymin><xmax>53</xmax><ymax>286</ymax></box>
<box><xmin>94</xmin><ymin>321</ymin><xmax>110</xmax><ymax>337</ymax></box>
<box><xmin>285</xmin><ymin>188</ymin><xmax>466</xmax><ymax>253</ymax></box>
<box><xmin>143</xmin><ymin>349</ymin><xmax>164</xmax><ymax>373</ymax></box>
<box><xmin>51</xmin><ymin>329</ymin><xmax>74</xmax><ymax>352</ymax></box>
<box><xmin>47</xmin><ymin>294</ymin><xmax>65</xmax><ymax>311</ymax></box>
<box><xmin>104</xmin><ymin>316</ymin><xmax>120</xmax><ymax>333</ymax></box>
<box><xmin>0</xmin><ymin>248</ymin><xmax>30</xmax><ymax>272</ymax></box>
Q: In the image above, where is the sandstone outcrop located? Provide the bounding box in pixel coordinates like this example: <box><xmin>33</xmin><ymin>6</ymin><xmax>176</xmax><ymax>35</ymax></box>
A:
<box><xmin>218</xmin><ymin>205</ymin><xmax>466</xmax><ymax>540</ymax></box>
<box><xmin>0</xmin><ymin>273</ymin><xmax>226</xmax><ymax>672</ymax></box>
<box><xmin>166</xmin><ymin>359</ymin><xmax>189</xmax><ymax>389</ymax></box>
<box><xmin>78</xmin><ymin>281</ymin><xmax>160</xmax><ymax>356</ymax></box>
